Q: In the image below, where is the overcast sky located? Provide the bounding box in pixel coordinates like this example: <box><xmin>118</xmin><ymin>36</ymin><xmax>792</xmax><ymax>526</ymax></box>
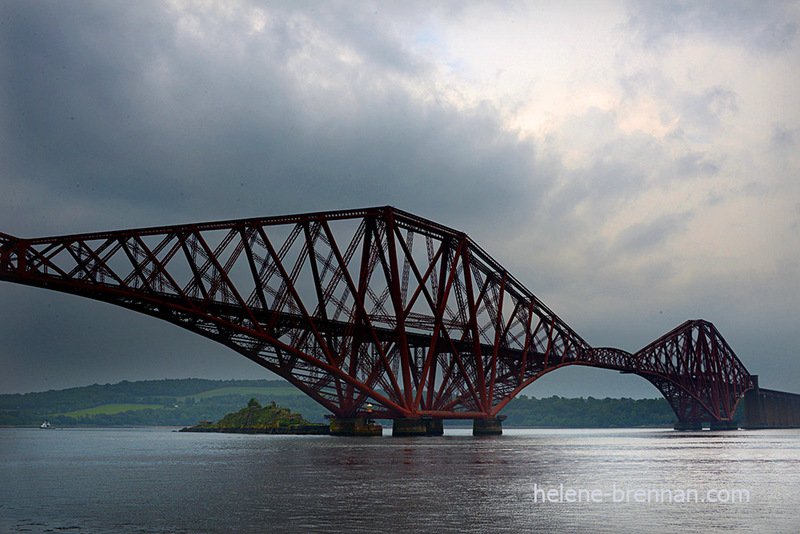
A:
<box><xmin>1</xmin><ymin>1</ymin><xmax>798</xmax><ymax>400</ymax></box>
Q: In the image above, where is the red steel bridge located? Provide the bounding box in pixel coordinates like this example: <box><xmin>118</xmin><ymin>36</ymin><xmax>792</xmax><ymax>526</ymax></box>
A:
<box><xmin>0</xmin><ymin>206</ymin><xmax>794</xmax><ymax>435</ymax></box>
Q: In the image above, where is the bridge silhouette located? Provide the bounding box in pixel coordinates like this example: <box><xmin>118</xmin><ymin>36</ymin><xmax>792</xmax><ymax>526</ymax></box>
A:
<box><xmin>1</xmin><ymin>206</ymin><xmax>797</xmax><ymax>435</ymax></box>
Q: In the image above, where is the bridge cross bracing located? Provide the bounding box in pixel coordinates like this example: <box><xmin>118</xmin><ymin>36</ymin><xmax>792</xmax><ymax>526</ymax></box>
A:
<box><xmin>0</xmin><ymin>207</ymin><xmax>762</xmax><ymax>425</ymax></box>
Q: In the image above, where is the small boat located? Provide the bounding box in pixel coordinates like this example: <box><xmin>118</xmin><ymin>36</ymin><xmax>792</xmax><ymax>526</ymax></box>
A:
<box><xmin>40</xmin><ymin>421</ymin><xmax>51</xmax><ymax>429</ymax></box>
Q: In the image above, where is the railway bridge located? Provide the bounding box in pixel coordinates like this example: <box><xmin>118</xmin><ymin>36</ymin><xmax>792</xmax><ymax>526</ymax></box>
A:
<box><xmin>1</xmin><ymin>207</ymin><xmax>798</xmax><ymax>435</ymax></box>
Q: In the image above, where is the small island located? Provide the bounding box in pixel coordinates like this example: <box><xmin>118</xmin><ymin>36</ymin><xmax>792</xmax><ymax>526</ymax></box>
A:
<box><xmin>179</xmin><ymin>398</ymin><xmax>330</xmax><ymax>435</ymax></box>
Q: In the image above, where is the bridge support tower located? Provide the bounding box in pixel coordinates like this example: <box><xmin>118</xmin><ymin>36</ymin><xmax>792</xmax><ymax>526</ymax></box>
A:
<box><xmin>709</xmin><ymin>420</ymin><xmax>739</xmax><ymax>430</ymax></box>
<box><xmin>473</xmin><ymin>417</ymin><xmax>504</xmax><ymax>436</ymax></box>
<box><xmin>329</xmin><ymin>417</ymin><xmax>383</xmax><ymax>436</ymax></box>
<box><xmin>673</xmin><ymin>421</ymin><xmax>702</xmax><ymax>431</ymax></box>
<box><xmin>392</xmin><ymin>417</ymin><xmax>444</xmax><ymax>437</ymax></box>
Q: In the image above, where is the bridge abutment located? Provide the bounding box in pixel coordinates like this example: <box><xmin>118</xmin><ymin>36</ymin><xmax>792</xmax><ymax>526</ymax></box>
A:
<box><xmin>329</xmin><ymin>417</ymin><xmax>383</xmax><ymax>436</ymax></box>
<box><xmin>743</xmin><ymin>375</ymin><xmax>766</xmax><ymax>429</ymax></box>
<box><xmin>473</xmin><ymin>417</ymin><xmax>504</xmax><ymax>436</ymax></box>
<box><xmin>742</xmin><ymin>376</ymin><xmax>800</xmax><ymax>429</ymax></box>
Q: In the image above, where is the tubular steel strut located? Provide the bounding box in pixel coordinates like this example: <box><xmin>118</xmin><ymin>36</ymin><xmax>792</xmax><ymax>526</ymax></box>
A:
<box><xmin>0</xmin><ymin>207</ymin><xmax>754</xmax><ymax>423</ymax></box>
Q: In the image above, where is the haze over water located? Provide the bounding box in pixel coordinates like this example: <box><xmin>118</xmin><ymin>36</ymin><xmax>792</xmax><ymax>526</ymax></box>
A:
<box><xmin>1</xmin><ymin>427</ymin><xmax>798</xmax><ymax>533</ymax></box>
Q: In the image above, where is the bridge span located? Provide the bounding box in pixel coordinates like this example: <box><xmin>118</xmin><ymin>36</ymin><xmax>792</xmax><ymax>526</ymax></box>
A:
<box><xmin>1</xmin><ymin>206</ymin><xmax>797</xmax><ymax>435</ymax></box>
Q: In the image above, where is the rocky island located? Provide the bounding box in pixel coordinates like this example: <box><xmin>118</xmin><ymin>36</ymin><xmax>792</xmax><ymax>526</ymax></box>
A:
<box><xmin>179</xmin><ymin>398</ymin><xmax>330</xmax><ymax>435</ymax></box>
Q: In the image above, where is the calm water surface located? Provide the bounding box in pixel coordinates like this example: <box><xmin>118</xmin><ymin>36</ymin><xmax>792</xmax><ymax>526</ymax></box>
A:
<box><xmin>1</xmin><ymin>427</ymin><xmax>798</xmax><ymax>533</ymax></box>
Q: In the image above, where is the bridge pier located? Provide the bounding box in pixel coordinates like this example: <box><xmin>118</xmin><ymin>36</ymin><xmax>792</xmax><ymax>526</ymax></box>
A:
<box><xmin>709</xmin><ymin>420</ymin><xmax>739</xmax><ymax>430</ymax></box>
<box><xmin>392</xmin><ymin>417</ymin><xmax>444</xmax><ymax>437</ymax></box>
<box><xmin>673</xmin><ymin>420</ymin><xmax>702</xmax><ymax>431</ymax></box>
<box><xmin>329</xmin><ymin>417</ymin><xmax>383</xmax><ymax>436</ymax></box>
<box><xmin>473</xmin><ymin>417</ymin><xmax>504</xmax><ymax>436</ymax></box>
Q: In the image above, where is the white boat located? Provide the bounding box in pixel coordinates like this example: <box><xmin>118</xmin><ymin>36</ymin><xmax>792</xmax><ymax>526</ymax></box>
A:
<box><xmin>40</xmin><ymin>421</ymin><xmax>51</xmax><ymax>429</ymax></box>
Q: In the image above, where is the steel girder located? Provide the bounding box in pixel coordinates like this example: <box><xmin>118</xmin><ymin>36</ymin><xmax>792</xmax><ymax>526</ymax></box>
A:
<box><xmin>588</xmin><ymin>320</ymin><xmax>754</xmax><ymax>421</ymax></box>
<box><xmin>0</xmin><ymin>207</ymin><xmax>754</xmax><ymax>422</ymax></box>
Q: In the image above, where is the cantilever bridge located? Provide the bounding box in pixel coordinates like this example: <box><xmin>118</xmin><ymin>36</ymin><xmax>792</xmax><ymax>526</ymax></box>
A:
<box><xmin>1</xmin><ymin>207</ymin><xmax>797</xmax><ymax>434</ymax></box>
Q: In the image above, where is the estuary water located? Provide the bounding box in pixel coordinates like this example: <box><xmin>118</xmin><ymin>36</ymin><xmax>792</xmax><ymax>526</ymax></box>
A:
<box><xmin>1</xmin><ymin>427</ymin><xmax>798</xmax><ymax>533</ymax></box>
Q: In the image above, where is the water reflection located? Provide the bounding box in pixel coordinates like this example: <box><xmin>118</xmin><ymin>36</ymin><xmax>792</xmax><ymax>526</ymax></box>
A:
<box><xmin>1</xmin><ymin>427</ymin><xmax>798</xmax><ymax>533</ymax></box>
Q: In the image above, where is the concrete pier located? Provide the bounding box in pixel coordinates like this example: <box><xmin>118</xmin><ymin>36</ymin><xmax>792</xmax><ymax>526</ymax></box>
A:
<box><xmin>473</xmin><ymin>417</ymin><xmax>504</xmax><ymax>436</ymax></box>
<box><xmin>329</xmin><ymin>417</ymin><xmax>383</xmax><ymax>436</ymax></box>
<box><xmin>392</xmin><ymin>417</ymin><xmax>444</xmax><ymax>437</ymax></box>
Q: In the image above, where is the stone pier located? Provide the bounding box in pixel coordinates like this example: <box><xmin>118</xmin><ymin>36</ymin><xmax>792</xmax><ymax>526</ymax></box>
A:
<box><xmin>392</xmin><ymin>417</ymin><xmax>444</xmax><ymax>437</ymax></box>
<box><xmin>329</xmin><ymin>417</ymin><xmax>383</xmax><ymax>436</ymax></box>
<box><xmin>709</xmin><ymin>420</ymin><xmax>739</xmax><ymax>430</ymax></box>
<box><xmin>673</xmin><ymin>420</ymin><xmax>703</xmax><ymax>431</ymax></box>
<box><xmin>473</xmin><ymin>417</ymin><xmax>504</xmax><ymax>436</ymax></box>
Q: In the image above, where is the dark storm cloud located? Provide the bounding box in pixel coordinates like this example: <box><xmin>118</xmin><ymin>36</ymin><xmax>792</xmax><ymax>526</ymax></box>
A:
<box><xmin>0</xmin><ymin>1</ymin><xmax>550</xmax><ymax>392</ymax></box>
<box><xmin>0</xmin><ymin>1</ymin><xmax>547</xmax><ymax>236</ymax></box>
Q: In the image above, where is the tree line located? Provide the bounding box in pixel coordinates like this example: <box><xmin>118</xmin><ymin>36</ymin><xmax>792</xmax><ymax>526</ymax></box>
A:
<box><xmin>0</xmin><ymin>378</ymin><xmax>692</xmax><ymax>428</ymax></box>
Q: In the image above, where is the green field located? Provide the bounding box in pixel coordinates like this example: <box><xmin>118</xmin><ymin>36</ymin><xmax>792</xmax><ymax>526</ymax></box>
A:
<box><xmin>61</xmin><ymin>403</ymin><xmax>166</xmax><ymax>417</ymax></box>
<box><xmin>182</xmin><ymin>386</ymin><xmax>302</xmax><ymax>400</ymax></box>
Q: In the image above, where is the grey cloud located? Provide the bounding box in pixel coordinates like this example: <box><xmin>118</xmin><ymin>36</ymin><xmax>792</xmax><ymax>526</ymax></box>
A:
<box><xmin>771</xmin><ymin>124</ymin><xmax>796</xmax><ymax>148</ymax></box>
<box><xmin>619</xmin><ymin>70</ymin><xmax>741</xmax><ymax>137</ymax></box>
<box><xmin>0</xmin><ymin>1</ymin><xmax>796</xmax><ymax>399</ymax></box>
<box><xmin>625</xmin><ymin>0</ymin><xmax>799</xmax><ymax>53</ymax></box>
<box><xmin>704</xmin><ymin>191</ymin><xmax>725</xmax><ymax>207</ymax></box>
<box><xmin>612</xmin><ymin>212</ymin><xmax>692</xmax><ymax>256</ymax></box>
<box><xmin>674</xmin><ymin>86</ymin><xmax>739</xmax><ymax>131</ymax></box>
<box><xmin>540</xmin><ymin>107</ymin><xmax>720</xmax><ymax>230</ymax></box>
<box><xmin>0</xmin><ymin>1</ymin><xmax>547</xmax><ymax>238</ymax></box>
<box><xmin>675</xmin><ymin>153</ymin><xmax>719</xmax><ymax>177</ymax></box>
<box><xmin>741</xmin><ymin>181</ymin><xmax>769</xmax><ymax>197</ymax></box>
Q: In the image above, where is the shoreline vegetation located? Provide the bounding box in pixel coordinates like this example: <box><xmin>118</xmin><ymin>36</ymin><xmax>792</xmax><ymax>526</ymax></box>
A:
<box><xmin>179</xmin><ymin>398</ymin><xmax>329</xmax><ymax>435</ymax></box>
<box><xmin>0</xmin><ymin>378</ymin><xmax>712</xmax><ymax>429</ymax></box>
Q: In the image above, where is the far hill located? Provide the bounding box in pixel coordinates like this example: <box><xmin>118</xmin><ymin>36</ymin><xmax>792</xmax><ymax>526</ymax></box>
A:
<box><xmin>0</xmin><ymin>378</ymin><xmax>289</xmax><ymax>413</ymax></box>
<box><xmin>0</xmin><ymin>378</ymin><xmax>705</xmax><ymax>428</ymax></box>
<box><xmin>0</xmin><ymin>378</ymin><xmax>328</xmax><ymax>427</ymax></box>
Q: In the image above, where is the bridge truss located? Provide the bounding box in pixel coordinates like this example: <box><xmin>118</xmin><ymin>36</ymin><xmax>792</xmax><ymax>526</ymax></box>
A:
<box><xmin>0</xmin><ymin>207</ymin><xmax>754</xmax><ymax>423</ymax></box>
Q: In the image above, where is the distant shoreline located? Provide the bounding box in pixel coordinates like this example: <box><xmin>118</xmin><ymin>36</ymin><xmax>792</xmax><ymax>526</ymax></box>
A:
<box><xmin>0</xmin><ymin>378</ymin><xmax>689</xmax><ymax>429</ymax></box>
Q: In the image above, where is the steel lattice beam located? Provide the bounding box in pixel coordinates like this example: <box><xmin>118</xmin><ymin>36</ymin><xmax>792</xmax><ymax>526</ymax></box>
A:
<box><xmin>0</xmin><ymin>207</ymin><xmax>755</xmax><ymax>422</ymax></box>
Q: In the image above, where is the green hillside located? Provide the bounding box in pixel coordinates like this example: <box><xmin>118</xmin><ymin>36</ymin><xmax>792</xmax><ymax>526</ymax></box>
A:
<box><xmin>183</xmin><ymin>386</ymin><xmax>300</xmax><ymax>400</ymax></box>
<box><xmin>62</xmin><ymin>403</ymin><xmax>165</xmax><ymax>417</ymax></box>
<box><xmin>0</xmin><ymin>378</ymin><xmax>326</xmax><ymax>427</ymax></box>
<box><xmin>0</xmin><ymin>378</ymin><xmax>712</xmax><ymax>428</ymax></box>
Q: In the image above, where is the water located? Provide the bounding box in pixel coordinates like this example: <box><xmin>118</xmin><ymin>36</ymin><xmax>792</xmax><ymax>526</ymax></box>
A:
<box><xmin>1</xmin><ymin>427</ymin><xmax>798</xmax><ymax>533</ymax></box>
